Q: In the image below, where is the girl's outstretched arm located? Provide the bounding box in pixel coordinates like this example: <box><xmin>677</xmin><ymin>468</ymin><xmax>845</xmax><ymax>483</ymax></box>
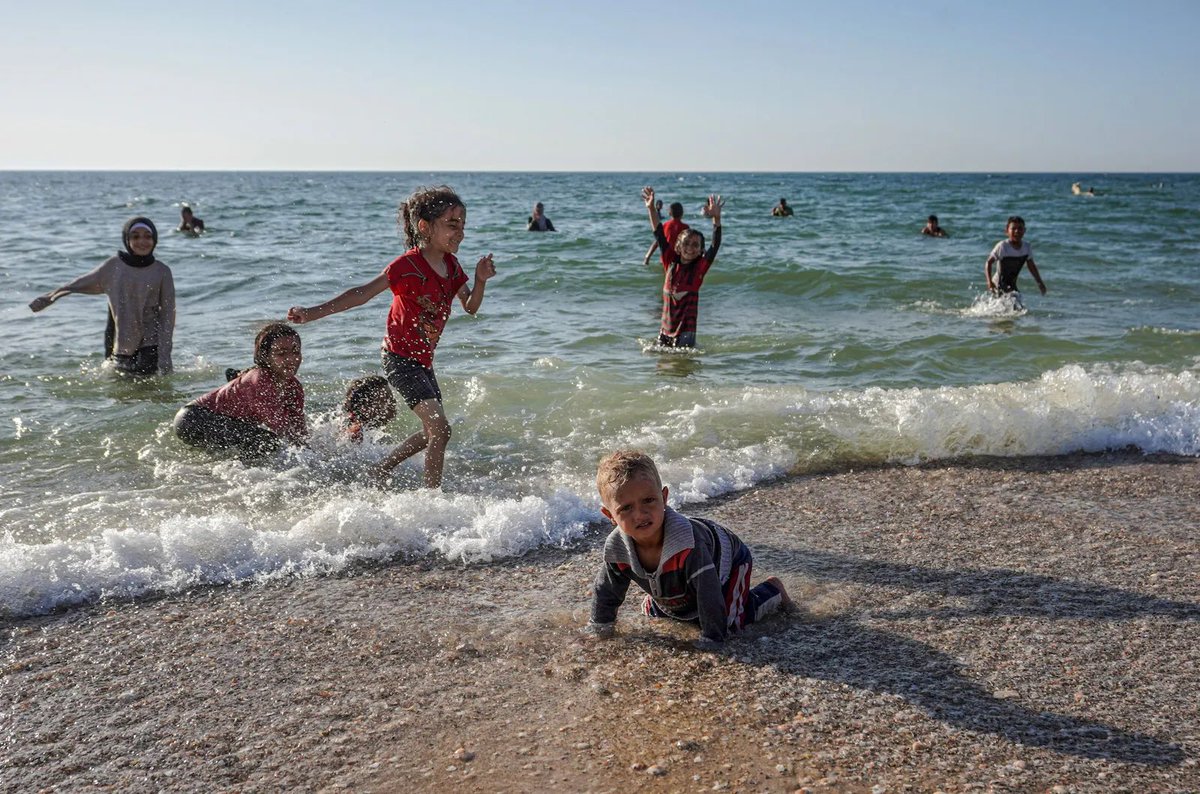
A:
<box><xmin>459</xmin><ymin>254</ymin><xmax>496</xmax><ymax>315</ymax></box>
<box><xmin>29</xmin><ymin>267</ymin><xmax>106</xmax><ymax>312</ymax></box>
<box><xmin>288</xmin><ymin>271</ymin><xmax>390</xmax><ymax>324</ymax></box>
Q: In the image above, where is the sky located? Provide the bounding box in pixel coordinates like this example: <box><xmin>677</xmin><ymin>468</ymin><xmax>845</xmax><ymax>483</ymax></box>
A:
<box><xmin>1</xmin><ymin>1</ymin><xmax>1197</xmax><ymax>172</ymax></box>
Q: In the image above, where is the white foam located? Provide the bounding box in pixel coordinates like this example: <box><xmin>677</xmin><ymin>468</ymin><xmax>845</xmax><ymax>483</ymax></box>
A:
<box><xmin>2</xmin><ymin>363</ymin><xmax>1197</xmax><ymax>618</ymax></box>
<box><xmin>962</xmin><ymin>292</ymin><xmax>1027</xmax><ymax>318</ymax></box>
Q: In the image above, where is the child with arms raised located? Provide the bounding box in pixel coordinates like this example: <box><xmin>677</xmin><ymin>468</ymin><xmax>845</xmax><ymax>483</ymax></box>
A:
<box><xmin>641</xmin><ymin>187</ymin><xmax>723</xmax><ymax>348</ymax></box>
<box><xmin>585</xmin><ymin>450</ymin><xmax>790</xmax><ymax>646</ymax></box>
<box><xmin>288</xmin><ymin>186</ymin><xmax>495</xmax><ymax>489</ymax></box>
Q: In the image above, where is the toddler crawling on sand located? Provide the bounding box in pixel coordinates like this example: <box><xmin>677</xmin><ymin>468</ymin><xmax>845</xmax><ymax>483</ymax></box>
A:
<box><xmin>584</xmin><ymin>450</ymin><xmax>791</xmax><ymax>645</ymax></box>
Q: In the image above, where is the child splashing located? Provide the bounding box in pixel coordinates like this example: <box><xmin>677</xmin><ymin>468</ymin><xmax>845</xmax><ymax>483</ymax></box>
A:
<box><xmin>288</xmin><ymin>186</ymin><xmax>496</xmax><ymax>490</ymax></box>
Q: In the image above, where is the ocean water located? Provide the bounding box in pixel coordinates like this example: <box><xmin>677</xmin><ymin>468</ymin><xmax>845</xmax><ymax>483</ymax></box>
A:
<box><xmin>1</xmin><ymin>171</ymin><xmax>1197</xmax><ymax>617</ymax></box>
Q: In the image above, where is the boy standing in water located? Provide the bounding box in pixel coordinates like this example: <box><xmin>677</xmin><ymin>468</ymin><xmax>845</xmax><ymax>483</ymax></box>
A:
<box><xmin>585</xmin><ymin>450</ymin><xmax>790</xmax><ymax>645</ymax></box>
<box><xmin>985</xmin><ymin>216</ymin><xmax>1046</xmax><ymax>297</ymax></box>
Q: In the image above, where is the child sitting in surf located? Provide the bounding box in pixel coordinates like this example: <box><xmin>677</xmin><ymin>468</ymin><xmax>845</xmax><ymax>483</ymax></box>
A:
<box><xmin>173</xmin><ymin>322</ymin><xmax>307</xmax><ymax>459</ymax></box>
<box><xmin>985</xmin><ymin>216</ymin><xmax>1046</xmax><ymax>298</ymax></box>
<box><xmin>584</xmin><ymin>450</ymin><xmax>791</xmax><ymax>646</ymax></box>
<box><xmin>28</xmin><ymin>216</ymin><xmax>175</xmax><ymax>377</ymax></box>
<box><xmin>287</xmin><ymin>185</ymin><xmax>496</xmax><ymax>490</ymax></box>
<box><xmin>641</xmin><ymin>186</ymin><xmax>723</xmax><ymax>349</ymax></box>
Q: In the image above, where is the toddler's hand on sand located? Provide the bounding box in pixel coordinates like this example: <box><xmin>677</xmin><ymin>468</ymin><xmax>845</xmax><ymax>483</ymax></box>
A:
<box><xmin>286</xmin><ymin>306</ymin><xmax>308</xmax><ymax>324</ymax></box>
<box><xmin>475</xmin><ymin>254</ymin><xmax>496</xmax><ymax>283</ymax></box>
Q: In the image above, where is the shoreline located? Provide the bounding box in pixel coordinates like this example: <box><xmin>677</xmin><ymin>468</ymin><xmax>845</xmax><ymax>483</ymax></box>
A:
<box><xmin>3</xmin><ymin>451</ymin><xmax>1198</xmax><ymax>792</ymax></box>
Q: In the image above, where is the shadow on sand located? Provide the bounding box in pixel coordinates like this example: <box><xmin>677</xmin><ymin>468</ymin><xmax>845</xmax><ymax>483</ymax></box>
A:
<box><xmin>739</xmin><ymin>546</ymin><xmax>1194</xmax><ymax>765</ymax></box>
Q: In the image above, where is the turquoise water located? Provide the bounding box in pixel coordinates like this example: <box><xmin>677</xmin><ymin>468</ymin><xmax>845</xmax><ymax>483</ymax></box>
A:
<box><xmin>1</xmin><ymin>171</ymin><xmax>1197</xmax><ymax>616</ymax></box>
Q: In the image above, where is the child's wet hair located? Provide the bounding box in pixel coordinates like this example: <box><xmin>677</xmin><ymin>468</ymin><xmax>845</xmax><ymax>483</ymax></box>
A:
<box><xmin>398</xmin><ymin>186</ymin><xmax>465</xmax><ymax>248</ymax></box>
<box><xmin>596</xmin><ymin>449</ymin><xmax>663</xmax><ymax>502</ymax></box>
<box><xmin>668</xmin><ymin>202</ymin><xmax>684</xmax><ymax>220</ymax></box>
<box><xmin>253</xmin><ymin>322</ymin><xmax>300</xmax><ymax>369</ymax></box>
<box><xmin>343</xmin><ymin>375</ymin><xmax>393</xmax><ymax>418</ymax></box>
<box><xmin>1007</xmin><ymin>215</ymin><xmax>1025</xmax><ymax>228</ymax></box>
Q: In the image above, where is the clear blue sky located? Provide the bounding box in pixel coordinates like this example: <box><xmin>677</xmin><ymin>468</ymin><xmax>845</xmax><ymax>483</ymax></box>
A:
<box><xmin>2</xmin><ymin>1</ymin><xmax>1196</xmax><ymax>171</ymax></box>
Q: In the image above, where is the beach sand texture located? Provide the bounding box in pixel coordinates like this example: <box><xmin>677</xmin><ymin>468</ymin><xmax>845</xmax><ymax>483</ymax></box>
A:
<box><xmin>3</xmin><ymin>452</ymin><xmax>1197</xmax><ymax>792</ymax></box>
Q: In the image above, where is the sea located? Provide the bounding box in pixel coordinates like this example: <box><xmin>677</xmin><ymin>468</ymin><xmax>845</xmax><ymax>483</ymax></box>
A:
<box><xmin>1</xmin><ymin>171</ymin><xmax>1197</xmax><ymax>618</ymax></box>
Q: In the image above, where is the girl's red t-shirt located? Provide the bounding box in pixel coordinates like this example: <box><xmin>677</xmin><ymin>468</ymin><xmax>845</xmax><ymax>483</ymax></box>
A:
<box><xmin>383</xmin><ymin>248</ymin><xmax>469</xmax><ymax>368</ymax></box>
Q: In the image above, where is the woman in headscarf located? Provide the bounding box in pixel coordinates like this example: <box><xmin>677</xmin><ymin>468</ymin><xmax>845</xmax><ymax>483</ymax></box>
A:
<box><xmin>29</xmin><ymin>216</ymin><xmax>176</xmax><ymax>376</ymax></box>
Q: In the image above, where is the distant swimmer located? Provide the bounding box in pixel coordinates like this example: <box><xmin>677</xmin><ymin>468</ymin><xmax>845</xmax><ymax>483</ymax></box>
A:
<box><xmin>28</xmin><ymin>216</ymin><xmax>175</xmax><ymax>377</ymax></box>
<box><xmin>526</xmin><ymin>202</ymin><xmax>556</xmax><ymax>232</ymax></box>
<box><xmin>1071</xmin><ymin>182</ymin><xmax>1082</xmax><ymax>195</ymax></box>
<box><xmin>771</xmin><ymin>198</ymin><xmax>794</xmax><ymax>217</ymax></box>
<box><xmin>1085</xmin><ymin>186</ymin><xmax>1100</xmax><ymax>196</ymax></box>
<box><xmin>985</xmin><ymin>216</ymin><xmax>1046</xmax><ymax>297</ymax></box>
<box><xmin>921</xmin><ymin>214</ymin><xmax>948</xmax><ymax>237</ymax></box>
<box><xmin>179</xmin><ymin>205</ymin><xmax>205</xmax><ymax>235</ymax></box>
<box><xmin>173</xmin><ymin>323</ymin><xmax>307</xmax><ymax>460</ymax></box>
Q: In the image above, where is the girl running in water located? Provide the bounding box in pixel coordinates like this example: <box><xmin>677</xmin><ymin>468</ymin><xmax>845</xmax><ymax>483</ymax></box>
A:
<box><xmin>287</xmin><ymin>185</ymin><xmax>496</xmax><ymax>489</ymax></box>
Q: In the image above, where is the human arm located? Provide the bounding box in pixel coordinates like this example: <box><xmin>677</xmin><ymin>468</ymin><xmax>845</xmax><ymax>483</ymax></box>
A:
<box><xmin>642</xmin><ymin>239</ymin><xmax>659</xmax><ymax>265</ymax></box>
<box><xmin>587</xmin><ymin>562</ymin><xmax>633</xmax><ymax>635</ymax></box>
<box><xmin>287</xmin><ymin>271</ymin><xmax>390</xmax><ymax>324</ymax></box>
<box><xmin>688</xmin><ymin>545</ymin><xmax>730</xmax><ymax>644</ymax></box>
<box><xmin>704</xmin><ymin>195</ymin><xmax>724</xmax><ymax>265</ymax></box>
<box><xmin>1026</xmin><ymin>258</ymin><xmax>1047</xmax><ymax>294</ymax></box>
<box><xmin>29</xmin><ymin>263</ymin><xmax>108</xmax><ymax>312</ymax></box>
<box><xmin>457</xmin><ymin>254</ymin><xmax>496</xmax><ymax>315</ymax></box>
<box><xmin>545</xmin><ymin>218</ymin><xmax>555</xmax><ymax>232</ymax></box>
<box><xmin>984</xmin><ymin>254</ymin><xmax>998</xmax><ymax>293</ymax></box>
<box><xmin>642</xmin><ymin>186</ymin><xmax>661</xmax><ymax>229</ymax></box>
<box><xmin>157</xmin><ymin>267</ymin><xmax>176</xmax><ymax>374</ymax></box>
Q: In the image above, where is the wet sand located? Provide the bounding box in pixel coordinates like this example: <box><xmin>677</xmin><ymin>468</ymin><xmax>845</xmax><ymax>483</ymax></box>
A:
<box><xmin>3</xmin><ymin>452</ymin><xmax>1198</xmax><ymax>793</ymax></box>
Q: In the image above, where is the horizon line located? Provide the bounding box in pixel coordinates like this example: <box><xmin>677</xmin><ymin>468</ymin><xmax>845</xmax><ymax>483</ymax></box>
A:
<box><xmin>2</xmin><ymin>168</ymin><xmax>1197</xmax><ymax>175</ymax></box>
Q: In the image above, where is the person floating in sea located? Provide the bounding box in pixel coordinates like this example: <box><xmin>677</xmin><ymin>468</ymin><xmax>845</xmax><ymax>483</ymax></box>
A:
<box><xmin>772</xmin><ymin>198</ymin><xmax>794</xmax><ymax>217</ymax></box>
<box><xmin>29</xmin><ymin>216</ymin><xmax>175</xmax><ymax>377</ymax></box>
<box><xmin>1071</xmin><ymin>182</ymin><xmax>1083</xmax><ymax>195</ymax></box>
<box><xmin>985</xmin><ymin>216</ymin><xmax>1046</xmax><ymax>298</ymax></box>
<box><xmin>287</xmin><ymin>185</ymin><xmax>496</xmax><ymax>490</ymax></box>
<box><xmin>642</xmin><ymin>186</ymin><xmax>722</xmax><ymax>349</ymax></box>
<box><xmin>642</xmin><ymin>199</ymin><xmax>688</xmax><ymax>266</ymax></box>
<box><xmin>583</xmin><ymin>449</ymin><xmax>791</xmax><ymax>646</ymax></box>
<box><xmin>526</xmin><ymin>202</ymin><xmax>556</xmax><ymax>232</ymax></box>
<box><xmin>173</xmin><ymin>323</ymin><xmax>307</xmax><ymax>460</ymax></box>
<box><xmin>921</xmin><ymin>214</ymin><xmax>948</xmax><ymax>237</ymax></box>
<box><xmin>179</xmin><ymin>205</ymin><xmax>205</xmax><ymax>236</ymax></box>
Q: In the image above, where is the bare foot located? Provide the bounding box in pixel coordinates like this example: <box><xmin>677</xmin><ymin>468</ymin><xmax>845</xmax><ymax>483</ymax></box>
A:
<box><xmin>766</xmin><ymin>576</ymin><xmax>795</xmax><ymax>613</ymax></box>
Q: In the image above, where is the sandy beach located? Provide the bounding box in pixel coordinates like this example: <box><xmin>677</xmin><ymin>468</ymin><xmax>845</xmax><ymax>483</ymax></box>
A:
<box><xmin>3</xmin><ymin>451</ymin><xmax>1198</xmax><ymax>793</ymax></box>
